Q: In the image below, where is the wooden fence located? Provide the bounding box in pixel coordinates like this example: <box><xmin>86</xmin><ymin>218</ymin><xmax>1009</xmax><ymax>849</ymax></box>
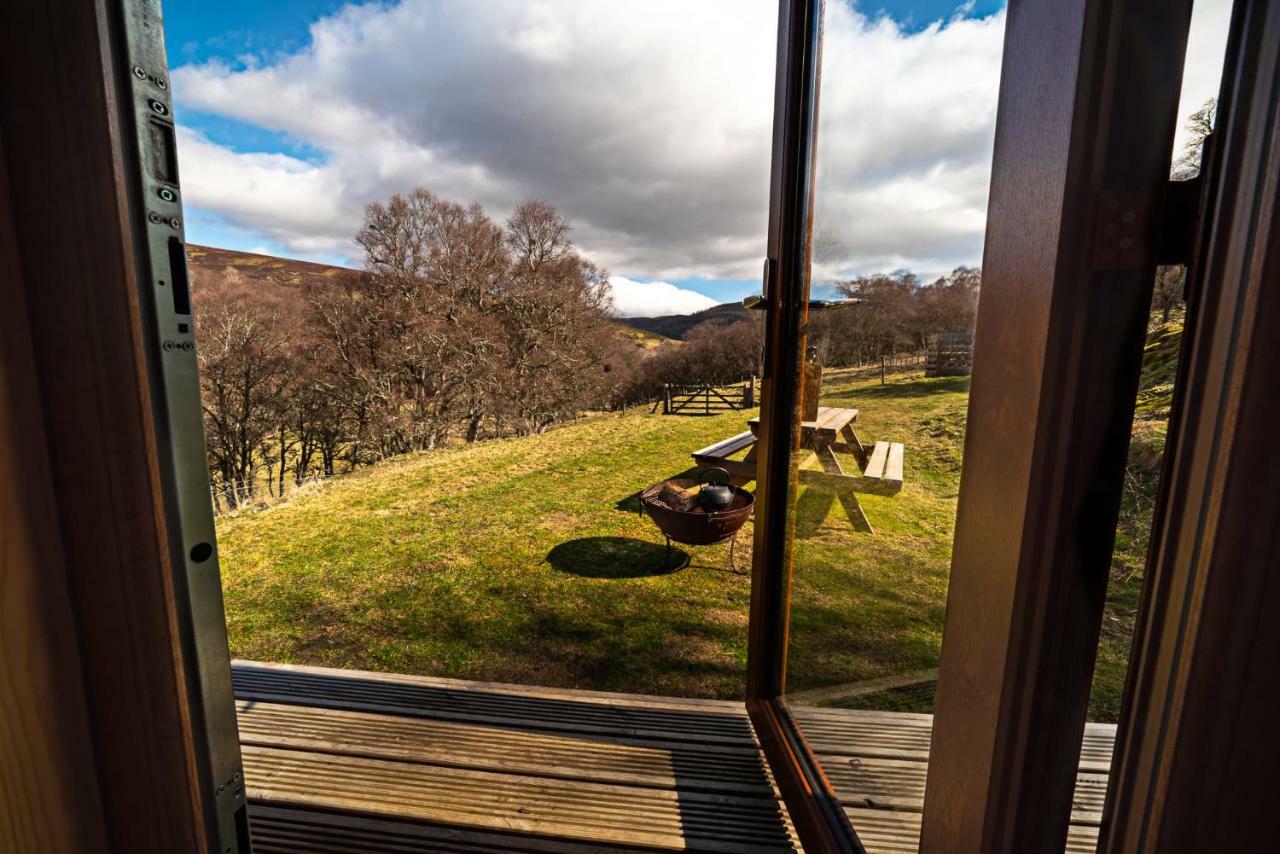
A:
<box><xmin>657</xmin><ymin>377</ymin><xmax>756</xmax><ymax>415</ymax></box>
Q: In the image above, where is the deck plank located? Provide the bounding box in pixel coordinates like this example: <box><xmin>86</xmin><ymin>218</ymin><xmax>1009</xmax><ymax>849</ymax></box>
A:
<box><xmin>243</xmin><ymin>745</ymin><xmax>796</xmax><ymax>853</ymax></box>
<box><xmin>248</xmin><ymin>804</ymin><xmax>676</xmax><ymax>853</ymax></box>
<box><xmin>233</xmin><ymin>662</ymin><xmax>756</xmax><ymax>747</ymax></box>
<box><xmin>237</xmin><ymin>700</ymin><xmax>775</xmax><ymax>795</ymax></box>
<box><xmin>790</xmin><ymin>705</ymin><xmax>1115</xmax><ymax>773</ymax></box>
<box><xmin>844</xmin><ymin>808</ymin><xmax>1099</xmax><ymax>853</ymax></box>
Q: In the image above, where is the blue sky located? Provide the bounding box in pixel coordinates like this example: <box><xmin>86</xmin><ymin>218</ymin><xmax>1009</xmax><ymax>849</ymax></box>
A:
<box><xmin>165</xmin><ymin>1</ymin><xmax>1005</xmax><ymax>70</ymax></box>
<box><xmin>162</xmin><ymin>0</ymin><xmax>1228</xmax><ymax>315</ymax></box>
<box><xmin>162</xmin><ymin>1</ymin><xmax>1009</xmax><ymax>311</ymax></box>
<box><xmin>166</xmin><ymin>1</ymin><xmax>350</xmax><ymax>68</ymax></box>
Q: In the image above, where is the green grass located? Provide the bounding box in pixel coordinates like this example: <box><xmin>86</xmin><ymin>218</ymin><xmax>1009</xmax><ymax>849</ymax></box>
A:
<box><xmin>218</xmin><ymin>404</ymin><xmax>763</xmax><ymax>697</ymax></box>
<box><xmin>217</xmin><ymin>347</ymin><xmax>1174</xmax><ymax>720</ymax></box>
<box><xmin>1088</xmin><ymin>319</ymin><xmax>1184</xmax><ymax>720</ymax></box>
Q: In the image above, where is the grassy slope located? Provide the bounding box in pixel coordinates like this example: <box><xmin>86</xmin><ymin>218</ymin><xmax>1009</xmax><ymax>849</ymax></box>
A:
<box><xmin>217</xmin><ymin>345</ymin><xmax>1174</xmax><ymax>719</ymax></box>
<box><xmin>218</xmin><ymin>405</ymin><xmax>761</xmax><ymax>697</ymax></box>
<box><xmin>1088</xmin><ymin>319</ymin><xmax>1183</xmax><ymax>719</ymax></box>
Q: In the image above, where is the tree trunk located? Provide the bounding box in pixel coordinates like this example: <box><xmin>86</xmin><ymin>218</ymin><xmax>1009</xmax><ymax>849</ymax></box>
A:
<box><xmin>465</xmin><ymin>412</ymin><xmax>483</xmax><ymax>443</ymax></box>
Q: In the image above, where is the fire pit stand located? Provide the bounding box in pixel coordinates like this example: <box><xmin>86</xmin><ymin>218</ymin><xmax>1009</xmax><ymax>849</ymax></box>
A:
<box><xmin>639</xmin><ymin>469</ymin><xmax>755</xmax><ymax>574</ymax></box>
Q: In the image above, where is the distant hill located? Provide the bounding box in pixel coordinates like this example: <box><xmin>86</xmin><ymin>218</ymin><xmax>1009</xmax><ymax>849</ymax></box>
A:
<box><xmin>186</xmin><ymin>245</ymin><xmax>353</xmax><ymax>294</ymax></box>
<box><xmin>185</xmin><ymin>245</ymin><xmax>666</xmax><ymax>350</ymax></box>
<box><xmin>616</xmin><ymin>302</ymin><xmax>750</xmax><ymax>340</ymax></box>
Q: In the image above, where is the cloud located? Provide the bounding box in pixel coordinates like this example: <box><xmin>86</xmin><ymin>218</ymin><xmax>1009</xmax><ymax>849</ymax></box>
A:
<box><xmin>607</xmin><ymin>276</ymin><xmax>720</xmax><ymax>318</ymax></box>
<box><xmin>168</xmin><ymin>0</ymin><xmax>1230</xmax><ymax>282</ymax></box>
<box><xmin>1173</xmin><ymin>0</ymin><xmax>1233</xmax><ymax>159</ymax></box>
<box><xmin>175</xmin><ymin>127</ymin><xmax>357</xmax><ymax>257</ymax></box>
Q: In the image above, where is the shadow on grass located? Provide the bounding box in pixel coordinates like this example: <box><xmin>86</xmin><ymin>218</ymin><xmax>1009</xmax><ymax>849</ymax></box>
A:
<box><xmin>546</xmin><ymin>536</ymin><xmax>688</xmax><ymax>579</ymax></box>
<box><xmin>794</xmin><ymin>488</ymin><xmax>837</xmax><ymax>539</ymax></box>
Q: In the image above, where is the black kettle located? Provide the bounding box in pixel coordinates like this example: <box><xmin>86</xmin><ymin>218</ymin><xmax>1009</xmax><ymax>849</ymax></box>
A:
<box><xmin>696</xmin><ymin>468</ymin><xmax>735</xmax><ymax>512</ymax></box>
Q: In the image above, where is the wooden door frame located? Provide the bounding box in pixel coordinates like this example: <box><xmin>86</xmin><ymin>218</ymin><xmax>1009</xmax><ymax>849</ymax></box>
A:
<box><xmin>1101</xmin><ymin>2</ymin><xmax>1280</xmax><ymax>850</ymax></box>
<box><xmin>0</xmin><ymin>137</ymin><xmax>113</xmax><ymax>854</ymax></box>
<box><xmin>921</xmin><ymin>0</ymin><xmax>1195</xmax><ymax>850</ymax></box>
<box><xmin>6</xmin><ymin>0</ymin><xmax>1280</xmax><ymax>853</ymax></box>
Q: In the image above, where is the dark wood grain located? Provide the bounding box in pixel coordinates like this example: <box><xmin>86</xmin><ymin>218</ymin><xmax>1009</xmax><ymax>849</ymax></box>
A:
<box><xmin>920</xmin><ymin>0</ymin><xmax>1194</xmax><ymax>851</ymax></box>
<box><xmin>1102</xmin><ymin>2</ymin><xmax>1280</xmax><ymax>850</ymax></box>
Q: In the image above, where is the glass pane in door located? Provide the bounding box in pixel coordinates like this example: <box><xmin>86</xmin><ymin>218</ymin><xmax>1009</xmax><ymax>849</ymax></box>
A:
<box><xmin>775</xmin><ymin>2</ymin><xmax>1234</xmax><ymax>851</ymax></box>
<box><xmin>780</xmin><ymin>0</ymin><xmax>1005</xmax><ymax>841</ymax></box>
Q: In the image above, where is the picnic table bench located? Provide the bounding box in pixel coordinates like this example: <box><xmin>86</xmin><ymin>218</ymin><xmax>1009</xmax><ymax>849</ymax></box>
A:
<box><xmin>691</xmin><ymin>406</ymin><xmax>903</xmax><ymax>533</ymax></box>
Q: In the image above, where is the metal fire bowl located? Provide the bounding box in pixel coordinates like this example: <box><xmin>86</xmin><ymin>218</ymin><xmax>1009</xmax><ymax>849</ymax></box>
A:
<box><xmin>641</xmin><ymin>479</ymin><xmax>755</xmax><ymax>546</ymax></box>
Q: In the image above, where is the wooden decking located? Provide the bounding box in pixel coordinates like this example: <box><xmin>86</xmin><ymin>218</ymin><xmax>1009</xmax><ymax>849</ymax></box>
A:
<box><xmin>233</xmin><ymin>662</ymin><xmax>1116</xmax><ymax>852</ymax></box>
<box><xmin>789</xmin><ymin>705</ymin><xmax>1114</xmax><ymax>853</ymax></box>
<box><xmin>233</xmin><ymin>661</ymin><xmax>799</xmax><ymax>852</ymax></box>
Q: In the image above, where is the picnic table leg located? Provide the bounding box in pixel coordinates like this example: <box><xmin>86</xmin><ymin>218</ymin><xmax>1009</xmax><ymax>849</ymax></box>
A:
<box><xmin>730</xmin><ymin>444</ymin><xmax>758</xmax><ymax>487</ymax></box>
<box><xmin>841</xmin><ymin>423</ymin><xmax>870</xmax><ymax>471</ymax></box>
<box><xmin>817</xmin><ymin>443</ymin><xmax>873</xmax><ymax>534</ymax></box>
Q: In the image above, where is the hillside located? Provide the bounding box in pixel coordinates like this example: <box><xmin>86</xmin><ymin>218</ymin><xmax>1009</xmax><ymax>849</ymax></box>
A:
<box><xmin>186</xmin><ymin>244</ymin><xmax>667</xmax><ymax>350</ymax></box>
<box><xmin>212</xmin><ymin>360</ymin><xmax>1144</xmax><ymax>719</ymax></box>
<box><xmin>186</xmin><ymin>244</ymin><xmax>353</xmax><ymax>292</ymax></box>
<box><xmin>1134</xmin><ymin>319</ymin><xmax>1183</xmax><ymax>420</ymax></box>
<box><xmin>214</xmin><ymin>364</ymin><xmax>962</xmax><ymax>700</ymax></box>
<box><xmin>617</xmin><ymin>301</ymin><xmax>751</xmax><ymax>340</ymax></box>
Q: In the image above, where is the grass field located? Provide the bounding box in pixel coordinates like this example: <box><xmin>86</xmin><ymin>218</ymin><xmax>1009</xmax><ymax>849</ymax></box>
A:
<box><xmin>216</xmin><ymin>329</ymin><xmax>1179</xmax><ymax>721</ymax></box>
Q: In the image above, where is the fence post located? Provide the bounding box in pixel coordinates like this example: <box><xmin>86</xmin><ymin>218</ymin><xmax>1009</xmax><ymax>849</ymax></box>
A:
<box><xmin>881</xmin><ymin>355</ymin><xmax>886</xmax><ymax>385</ymax></box>
<box><xmin>663</xmin><ymin>384</ymin><xmax>670</xmax><ymax>414</ymax></box>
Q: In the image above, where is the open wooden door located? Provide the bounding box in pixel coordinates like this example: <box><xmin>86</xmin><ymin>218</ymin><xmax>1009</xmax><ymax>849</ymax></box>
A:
<box><xmin>744</xmin><ymin>0</ymin><xmax>1210</xmax><ymax>851</ymax></box>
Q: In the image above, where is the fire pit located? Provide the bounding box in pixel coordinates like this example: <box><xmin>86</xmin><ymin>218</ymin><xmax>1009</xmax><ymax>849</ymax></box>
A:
<box><xmin>640</xmin><ymin>468</ymin><xmax>755</xmax><ymax>572</ymax></box>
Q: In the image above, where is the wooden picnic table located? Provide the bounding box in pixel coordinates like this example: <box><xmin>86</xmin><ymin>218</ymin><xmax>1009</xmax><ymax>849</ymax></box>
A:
<box><xmin>692</xmin><ymin>406</ymin><xmax>903</xmax><ymax>533</ymax></box>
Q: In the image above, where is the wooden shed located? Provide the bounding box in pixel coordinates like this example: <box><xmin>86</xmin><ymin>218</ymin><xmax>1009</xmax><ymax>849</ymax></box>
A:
<box><xmin>924</xmin><ymin>332</ymin><xmax>974</xmax><ymax>377</ymax></box>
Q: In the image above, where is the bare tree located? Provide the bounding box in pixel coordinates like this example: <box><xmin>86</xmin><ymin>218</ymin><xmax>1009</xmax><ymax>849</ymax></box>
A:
<box><xmin>1172</xmin><ymin>98</ymin><xmax>1217</xmax><ymax>180</ymax></box>
<box><xmin>498</xmin><ymin>200</ymin><xmax>616</xmax><ymax>434</ymax></box>
<box><xmin>194</xmin><ymin>188</ymin><xmax>638</xmax><ymax>506</ymax></box>
<box><xmin>1152</xmin><ymin>265</ymin><xmax>1185</xmax><ymax>325</ymax></box>
<box><xmin>197</xmin><ymin>271</ymin><xmax>292</xmax><ymax>507</ymax></box>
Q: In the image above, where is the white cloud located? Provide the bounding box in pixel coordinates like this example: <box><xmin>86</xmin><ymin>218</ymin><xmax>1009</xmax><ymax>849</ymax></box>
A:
<box><xmin>1173</xmin><ymin>0</ymin><xmax>1233</xmax><ymax>159</ymax></box>
<box><xmin>168</xmin><ymin>0</ymin><xmax>1230</xmax><ymax>283</ymax></box>
<box><xmin>175</xmin><ymin>127</ymin><xmax>357</xmax><ymax>257</ymax></box>
<box><xmin>608</xmin><ymin>275</ymin><xmax>719</xmax><ymax>317</ymax></box>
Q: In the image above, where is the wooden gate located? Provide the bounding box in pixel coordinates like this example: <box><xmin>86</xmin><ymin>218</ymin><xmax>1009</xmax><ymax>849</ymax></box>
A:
<box><xmin>660</xmin><ymin>378</ymin><xmax>756</xmax><ymax>415</ymax></box>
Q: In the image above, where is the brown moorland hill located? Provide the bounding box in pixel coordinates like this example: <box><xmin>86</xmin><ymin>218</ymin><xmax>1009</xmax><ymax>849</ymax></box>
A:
<box><xmin>185</xmin><ymin>244</ymin><xmax>668</xmax><ymax>350</ymax></box>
